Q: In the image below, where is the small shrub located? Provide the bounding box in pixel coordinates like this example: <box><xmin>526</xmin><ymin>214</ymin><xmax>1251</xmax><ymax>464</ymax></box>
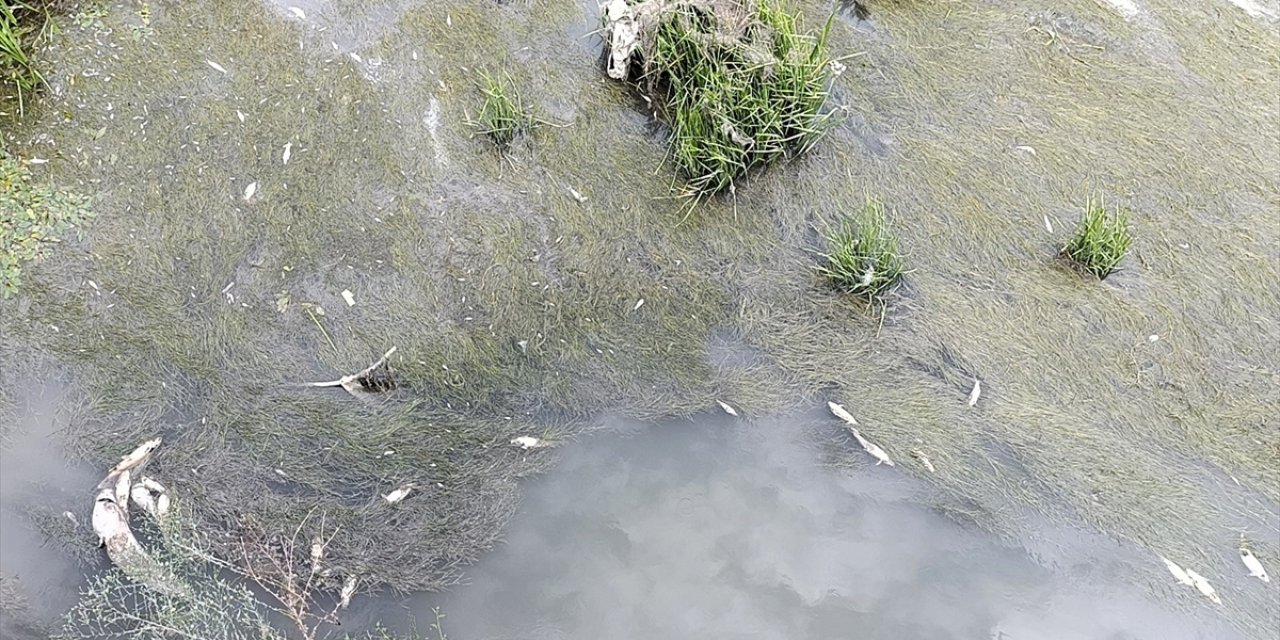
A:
<box><xmin>606</xmin><ymin>0</ymin><xmax>838</xmax><ymax>199</ymax></box>
<box><xmin>1061</xmin><ymin>197</ymin><xmax>1132</xmax><ymax>279</ymax></box>
<box><xmin>818</xmin><ymin>198</ymin><xmax>904</xmax><ymax>300</ymax></box>
<box><xmin>471</xmin><ymin>70</ymin><xmax>532</xmax><ymax>147</ymax></box>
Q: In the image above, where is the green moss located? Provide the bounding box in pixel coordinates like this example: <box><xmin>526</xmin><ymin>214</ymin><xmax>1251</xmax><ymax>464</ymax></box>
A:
<box><xmin>0</xmin><ymin>154</ymin><xmax>94</xmax><ymax>298</ymax></box>
<box><xmin>1061</xmin><ymin>197</ymin><xmax>1132</xmax><ymax>279</ymax></box>
<box><xmin>818</xmin><ymin>198</ymin><xmax>904</xmax><ymax>300</ymax></box>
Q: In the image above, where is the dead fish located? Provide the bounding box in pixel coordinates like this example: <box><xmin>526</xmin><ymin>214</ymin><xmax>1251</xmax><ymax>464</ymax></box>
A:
<box><xmin>569</xmin><ymin>187</ymin><xmax>588</xmax><ymax>203</ymax></box>
<box><xmin>717</xmin><ymin>401</ymin><xmax>739</xmax><ymax>417</ymax></box>
<box><xmin>1043</xmin><ymin>215</ymin><xmax>1053</xmax><ymax>233</ymax></box>
<box><xmin>112</xmin><ymin>438</ymin><xmax>162</xmax><ymax>472</ymax></box>
<box><xmin>851</xmin><ymin>428</ymin><xmax>894</xmax><ymax>466</ymax></box>
<box><xmin>1014</xmin><ymin>144</ymin><xmax>1036</xmax><ymax>156</ymax></box>
<box><xmin>633</xmin><ymin>298</ymin><xmax>645</xmax><ymax>311</ymax></box>
<box><xmin>243</xmin><ymin>181</ymin><xmax>257</xmax><ymax>202</ymax></box>
<box><xmin>1240</xmin><ymin>548</ymin><xmax>1270</xmax><ymax>582</ymax></box>
<box><xmin>113</xmin><ymin>470</ymin><xmax>133</xmax><ymax>509</ymax></box>
<box><xmin>206</xmin><ymin>60</ymin><xmax>227</xmax><ymax>74</ymax></box>
<box><xmin>1160</xmin><ymin>556</ymin><xmax>1195</xmax><ymax>586</ymax></box>
<box><xmin>288</xmin><ymin>6</ymin><xmax>306</xmax><ymax>20</ymax></box>
<box><xmin>382</xmin><ymin>484</ymin><xmax>414</xmax><ymax>504</ymax></box>
<box><xmin>282</xmin><ymin>142</ymin><xmax>292</xmax><ymax>165</ymax></box>
<box><xmin>310</xmin><ymin>536</ymin><xmax>324</xmax><ymax>570</ymax></box>
<box><xmin>911</xmin><ymin>450</ymin><xmax>935</xmax><ymax>473</ymax></box>
<box><xmin>968</xmin><ymin>379</ymin><xmax>982</xmax><ymax>407</ymax></box>
<box><xmin>236</xmin><ymin>109</ymin><xmax>246</xmax><ymax>123</ymax></box>
<box><xmin>827</xmin><ymin>401</ymin><xmax>858</xmax><ymax>426</ymax></box>
<box><xmin>63</xmin><ymin>511</ymin><xmax>79</xmax><ymax>528</ymax></box>
<box><xmin>1185</xmin><ymin>569</ymin><xmax>1221</xmax><ymax>604</ymax></box>
<box><xmin>510</xmin><ymin>436</ymin><xmax>548</xmax><ymax>450</ymax></box>
<box><xmin>339</xmin><ymin>575</ymin><xmax>358</xmax><ymax>609</ymax></box>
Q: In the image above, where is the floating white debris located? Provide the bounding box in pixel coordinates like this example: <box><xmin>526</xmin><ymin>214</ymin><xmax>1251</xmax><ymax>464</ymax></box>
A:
<box><xmin>1241</xmin><ymin>548</ymin><xmax>1270</xmax><ymax>583</ymax></box>
<box><xmin>827</xmin><ymin>401</ymin><xmax>858</xmax><ymax>426</ymax></box>
<box><xmin>633</xmin><ymin>298</ymin><xmax>645</xmax><ymax>311</ymax></box>
<box><xmin>1185</xmin><ymin>569</ymin><xmax>1221</xmax><ymax>604</ymax></box>
<box><xmin>717</xmin><ymin>401</ymin><xmax>738</xmax><ymax>417</ymax></box>
<box><xmin>510</xmin><ymin>436</ymin><xmax>547</xmax><ymax>450</ymax></box>
<box><xmin>1161</xmin><ymin>556</ymin><xmax>1195</xmax><ymax>586</ymax></box>
<box><xmin>243</xmin><ymin>181</ymin><xmax>257</xmax><ymax>201</ymax></box>
<box><xmin>968</xmin><ymin>379</ymin><xmax>982</xmax><ymax>407</ymax></box>
<box><xmin>288</xmin><ymin>6</ymin><xmax>306</xmax><ymax>20</ymax></box>
<box><xmin>206</xmin><ymin>60</ymin><xmax>227</xmax><ymax>74</ymax></box>
<box><xmin>569</xmin><ymin>187</ymin><xmax>588</xmax><ymax>203</ymax></box>
<box><xmin>382</xmin><ymin>484</ymin><xmax>413</xmax><ymax>504</ymax></box>
<box><xmin>911</xmin><ymin>450</ymin><xmax>935</xmax><ymax>473</ymax></box>
<box><xmin>1014</xmin><ymin>145</ymin><xmax>1036</xmax><ymax>156</ymax></box>
<box><xmin>1043</xmin><ymin>215</ymin><xmax>1053</xmax><ymax>233</ymax></box>
<box><xmin>28</xmin><ymin>157</ymin><xmax>48</xmax><ymax>164</ymax></box>
<box><xmin>1148</xmin><ymin>334</ymin><xmax>1159</xmax><ymax>343</ymax></box>
<box><xmin>341</xmin><ymin>289</ymin><xmax>355</xmax><ymax>306</ymax></box>
<box><xmin>829</xmin><ymin>59</ymin><xmax>847</xmax><ymax>77</ymax></box>
<box><xmin>282</xmin><ymin>142</ymin><xmax>292</xmax><ymax>165</ymax></box>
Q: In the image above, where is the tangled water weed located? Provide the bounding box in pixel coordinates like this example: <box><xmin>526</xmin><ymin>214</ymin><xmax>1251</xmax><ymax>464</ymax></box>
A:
<box><xmin>1061</xmin><ymin>197</ymin><xmax>1132</xmax><ymax>279</ymax></box>
<box><xmin>818</xmin><ymin>198</ymin><xmax>904</xmax><ymax>300</ymax></box>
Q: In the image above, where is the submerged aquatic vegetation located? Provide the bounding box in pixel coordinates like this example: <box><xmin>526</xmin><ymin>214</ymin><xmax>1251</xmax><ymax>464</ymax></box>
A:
<box><xmin>470</xmin><ymin>70</ymin><xmax>533</xmax><ymax>147</ymax></box>
<box><xmin>605</xmin><ymin>0</ymin><xmax>837</xmax><ymax>198</ymax></box>
<box><xmin>817</xmin><ymin>198</ymin><xmax>904</xmax><ymax>300</ymax></box>
<box><xmin>0</xmin><ymin>0</ymin><xmax>51</xmax><ymax>117</ymax></box>
<box><xmin>0</xmin><ymin>154</ymin><xmax>95</xmax><ymax>298</ymax></box>
<box><xmin>1061</xmin><ymin>197</ymin><xmax>1132</xmax><ymax>279</ymax></box>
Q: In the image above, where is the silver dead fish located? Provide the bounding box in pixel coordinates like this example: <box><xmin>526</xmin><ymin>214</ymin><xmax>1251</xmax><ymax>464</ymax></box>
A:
<box><xmin>1185</xmin><ymin>569</ymin><xmax>1221</xmax><ymax>604</ymax></box>
<box><xmin>717</xmin><ymin>401</ymin><xmax>739</xmax><ymax>417</ymax></box>
<box><xmin>1160</xmin><ymin>556</ymin><xmax>1194</xmax><ymax>587</ymax></box>
<box><xmin>968</xmin><ymin>379</ymin><xmax>982</xmax><ymax>407</ymax></box>
<box><xmin>1240</xmin><ymin>548</ymin><xmax>1270</xmax><ymax>583</ymax></box>
<box><xmin>382</xmin><ymin>484</ymin><xmax>413</xmax><ymax>504</ymax></box>
<box><xmin>911</xmin><ymin>450</ymin><xmax>935</xmax><ymax>473</ymax></box>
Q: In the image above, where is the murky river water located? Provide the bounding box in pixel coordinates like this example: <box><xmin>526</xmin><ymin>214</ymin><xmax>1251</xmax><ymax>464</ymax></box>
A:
<box><xmin>2</xmin><ymin>0</ymin><xmax>1278</xmax><ymax>637</ymax></box>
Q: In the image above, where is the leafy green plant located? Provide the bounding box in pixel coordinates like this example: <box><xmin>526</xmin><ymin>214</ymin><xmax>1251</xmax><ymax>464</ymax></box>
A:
<box><xmin>471</xmin><ymin>70</ymin><xmax>533</xmax><ymax>147</ymax></box>
<box><xmin>1061</xmin><ymin>197</ymin><xmax>1132</xmax><ymax>279</ymax></box>
<box><xmin>1</xmin><ymin>155</ymin><xmax>95</xmax><ymax>297</ymax></box>
<box><xmin>818</xmin><ymin>198</ymin><xmax>905</xmax><ymax>300</ymax></box>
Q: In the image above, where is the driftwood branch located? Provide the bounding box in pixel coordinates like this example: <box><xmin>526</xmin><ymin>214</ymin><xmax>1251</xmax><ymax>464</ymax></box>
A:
<box><xmin>297</xmin><ymin>346</ymin><xmax>398</xmax><ymax>398</ymax></box>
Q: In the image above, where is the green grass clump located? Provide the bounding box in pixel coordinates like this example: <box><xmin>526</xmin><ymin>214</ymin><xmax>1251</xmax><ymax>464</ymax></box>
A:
<box><xmin>818</xmin><ymin>198</ymin><xmax>905</xmax><ymax>299</ymax></box>
<box><xmin>634</xmin><ymin>0</ymin><xmax>836</xmax><ymax>197</ymax></box>
<box><xmin>1</xmin><ymin>0</ymin><xmax>51</xmax><ymax>117</ymax></box>
<box><xmin>1061</xmin><ymin>197</ymin><xmax>1132</xmax><ymax>279</ymax></box>
<box><xmin>471</xmin><ymin>70</ymin><xmax>533</xmax><ymax>147</ymax></box>
<box><xmin>1</xmin><ymin>154</ymin><xmax>95</xmax><ymax>298</ymax></box>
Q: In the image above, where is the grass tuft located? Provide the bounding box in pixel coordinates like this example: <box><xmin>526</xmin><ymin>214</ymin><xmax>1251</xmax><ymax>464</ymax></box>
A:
<box><xmin>613</xmin><ymin>0</ymin><xmax>837</xmax><ymax>198</ymax></box>
<box><xmin>471</xmin><ymin>70</ymin><xmax>533</xmax><ymax>148</ymax></box>
<box><xmin>1061</xmin><ymin>197</ymin><xmax>1132</xmax><ymax>279</ymax></box>
<box><xmin>0</xmin><ymin>0</ymin><xmax>52</xmax><ymax>117</ymax></box>
<box><xmin>818</xmin><ymin>198</ymin><xmax>904</xmax><ymax>300</ymax></box>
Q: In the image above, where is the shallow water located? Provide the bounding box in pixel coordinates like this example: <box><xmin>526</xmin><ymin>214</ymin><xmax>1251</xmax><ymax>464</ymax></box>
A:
<box><xmin>405</xmin><ymin>417</ymin><xmax>1239</xmax><ymax>639</ymax></box>
<box><xmin>2</xmin><ymin>0</ymin><xmax>1279</xmax><ymax>636</ymax></box>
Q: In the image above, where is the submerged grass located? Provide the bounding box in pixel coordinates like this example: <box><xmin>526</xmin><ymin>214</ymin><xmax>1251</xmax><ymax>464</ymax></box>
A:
<box><xmin>0</xmin><ymin>0</ymin><xmax>51</xmax><ymax>117</ymax></box>
<box><xmin>1061</xmin><ymin>197</ymin><xmax>1132</xmax><ymax>279</ymax></box>
<box><xmin>621</xmin><ymin>0</ymin><xmax>836</xmax><ymax>197</ymax></box>
<box><xmin>470</xmin><ymin>70</ymin><xmax>532</xmax><ymax>147</ymax></box>
<box><xmin>818</xmin><ymin>198</ymin><xmax>904</xmax><ymax>300</ymax></box>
